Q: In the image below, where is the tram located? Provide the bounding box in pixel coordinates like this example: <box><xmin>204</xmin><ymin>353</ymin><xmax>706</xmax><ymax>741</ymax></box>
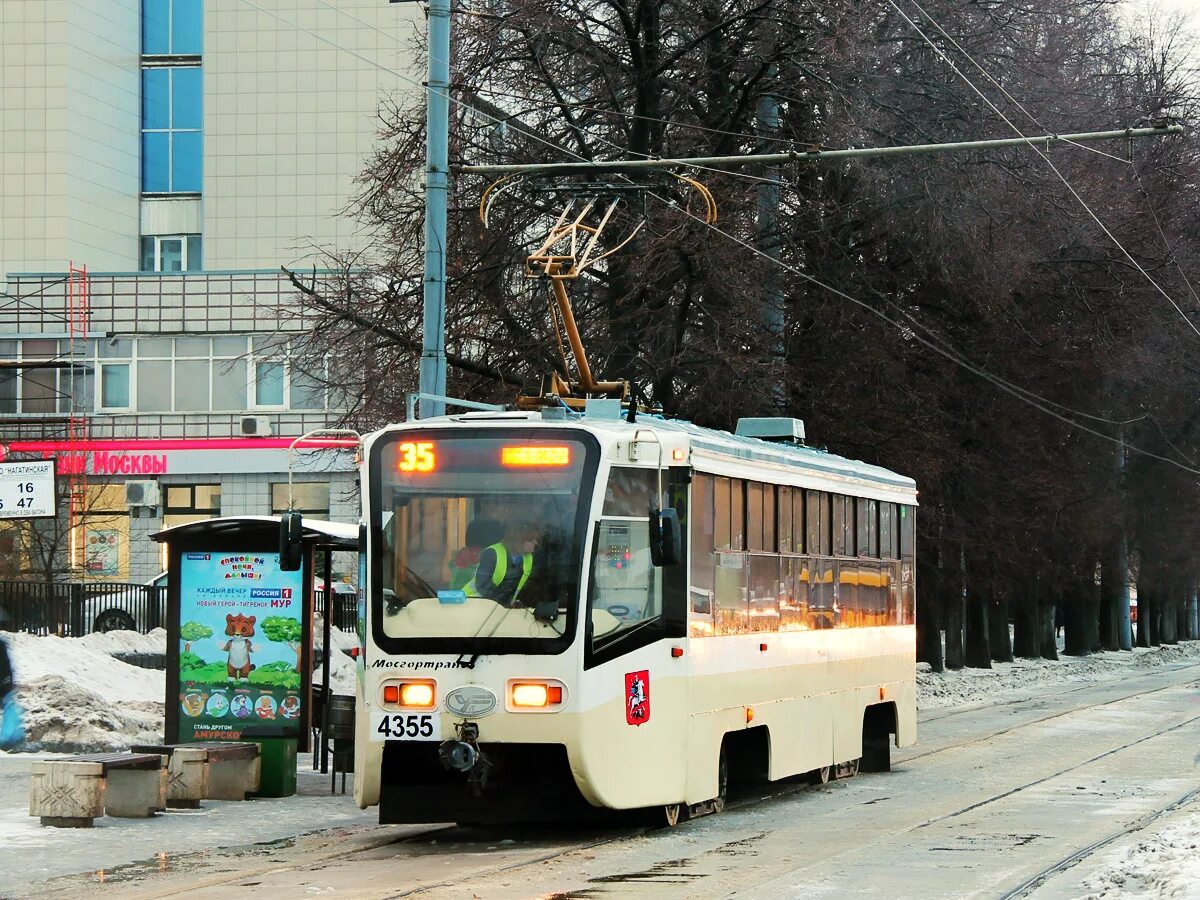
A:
<box><xmin>352</xmin><ymin>410</ymin><xmax>917</xmax><ymax>825</ymax></box>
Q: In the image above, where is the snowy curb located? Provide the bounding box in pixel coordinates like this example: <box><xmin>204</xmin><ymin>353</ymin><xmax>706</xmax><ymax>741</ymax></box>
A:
<box><xmin>917</xmin><ymin>641</ymin><xmax>1200</xmax><ymax>711</ymax></box>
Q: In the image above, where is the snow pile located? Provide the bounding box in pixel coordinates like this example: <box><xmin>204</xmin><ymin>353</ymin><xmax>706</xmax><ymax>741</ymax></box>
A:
<box><xmin>3</xmin><ymin>630</ymin><xmax>164</xmax><ymax>703</ymax></box>
<box><xmin>1080</xmin><ymin>810</ymin><xmax>1200</xmax><ymax>898</ymax></box>
<box><xmin>313</xmin><ymin>650</ymin><xmax>356</xmax><ymax>695</ymax></box>
<box><xmin>15</xmin><ymin>676</ymin><xmax>163</xmax><ymax>753</ymax></box>
<box><xmin>2</xmin><ymin>630</ymin><xmax>166</xmax><ymax>752</ymax></box>
<box><xmin>76</xmin><ymin>627</ymin><xmax>167</xmax><ymax>656</ymax></box>
<box><xmin>313</xmin><ymin>619</ymin><xmax>360</xmax><ymax>656</ymax></box>
<box><xmin>918</xmin><ymin>641</ymin><xmax>1200</xmax><ymax>711</ymax></box>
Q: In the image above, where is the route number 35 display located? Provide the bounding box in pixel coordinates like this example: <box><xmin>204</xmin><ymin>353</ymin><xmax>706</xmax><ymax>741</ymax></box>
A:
<box><xmin>370</xmin><ymin>711</ymin><xmax>442</xmax><ymax>742</ymax></box>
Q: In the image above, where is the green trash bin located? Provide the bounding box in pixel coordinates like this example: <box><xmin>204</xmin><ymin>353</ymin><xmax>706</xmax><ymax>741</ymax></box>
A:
<box><xmin>251</xmin><ymin>736</ymin><xmax>298</xmax><ymax>798</ymax></box>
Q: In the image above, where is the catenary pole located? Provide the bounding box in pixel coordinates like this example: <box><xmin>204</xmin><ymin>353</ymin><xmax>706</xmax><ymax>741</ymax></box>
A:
<box><xmin>420</xmin><ymin>0</ymin><xmax>450</xmax><ymax>417</ymax></box>
<box><xmin>459</xmin><ymin>125</ymin><xmax>1184</xmax><ymax>176</ymax></box>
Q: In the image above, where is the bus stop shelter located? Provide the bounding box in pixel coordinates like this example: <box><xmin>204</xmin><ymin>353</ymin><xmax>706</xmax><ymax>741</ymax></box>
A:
<box><xmin>153</xmin><ymin>515</ymin><xmax>360</xmax><ymax>792</ymax></box>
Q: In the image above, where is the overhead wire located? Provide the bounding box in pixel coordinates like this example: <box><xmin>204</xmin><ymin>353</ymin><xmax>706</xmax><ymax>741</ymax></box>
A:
<box><xmin>637</xmin><ymin>184</ymin><xmax>1200</xmax><ymax>475</ymax></box>
<box><xmin>237</xmin><ymin>0</ymin><xmax>1193</xmax><ymax>468</ymax></box>
<box><xmin>882</xmin><ymin>0</ymin><xmax>1200</xmax><ymax>340</ymax></box>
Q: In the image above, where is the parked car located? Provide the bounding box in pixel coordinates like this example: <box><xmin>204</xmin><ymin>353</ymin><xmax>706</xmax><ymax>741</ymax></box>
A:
<box><xmin>88</xmin><ymin>572</ymin><xmax>167</xmax><ymax>633</ymax></box>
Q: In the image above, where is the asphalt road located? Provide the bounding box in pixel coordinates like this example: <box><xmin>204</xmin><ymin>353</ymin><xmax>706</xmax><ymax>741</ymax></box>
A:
<box><xmin>16</xmin><ymin>655</ymin><xmax>1199</xmax><ymax>900</ymax></box>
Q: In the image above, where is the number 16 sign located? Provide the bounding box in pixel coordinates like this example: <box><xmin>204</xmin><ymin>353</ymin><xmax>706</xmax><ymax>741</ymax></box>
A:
<box><xmin>0</xmin><ymin>459</ymin><xmax>57</xmax><ymax>520</ymax></box>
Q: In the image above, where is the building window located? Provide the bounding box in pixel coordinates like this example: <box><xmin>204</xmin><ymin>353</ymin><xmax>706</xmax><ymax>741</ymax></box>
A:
<box><xmin>141</xmin><ymin>234</ymin><xmax>201</xmax><ymax>272</ymax></box>
<box><xmin>251</xmin><ymin>337</ymin><xmax>287</xmax><ymax>408</ymax></box>
<box><xmin>254</xmin><ymin>361</ymin><xmax>286</xmax><ymax>407</ymax></box>
<box><xmin>84</xmin><ymin>335</ymin><xmax>330</xmax><ymax>414</ymax></box>
<box><xmin>142</xmin><ymin>66</ymin><xmax>202</xmax><ymax>193</ymax></box>
<box><xmin>271</xmin><ymin>483</ymin><xmax>330</xmax><ymax>517</ymax></box>
<box><xmin>100</xmin><ymin>364</ymin><xmax>132</xmax><ymax>410</ymax></box>
<box><xmin>143</xmin><ymin>0</ymin><xmax>203</xmax><ymax>56</ymax></box>
<box><xmin>162</xmin><ymin>483</ymin><xmax>221</xmax><ymax>534</ymax></box>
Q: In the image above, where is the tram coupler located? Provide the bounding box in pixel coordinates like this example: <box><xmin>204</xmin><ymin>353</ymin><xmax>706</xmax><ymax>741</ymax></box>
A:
<box><xmin>439</xmin><ymin>722</ymin><xmax>492</xmax><ymax>796</ymax></box>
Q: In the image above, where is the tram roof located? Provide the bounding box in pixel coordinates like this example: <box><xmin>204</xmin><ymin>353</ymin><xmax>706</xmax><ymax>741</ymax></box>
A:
<box><xmin>407</xmin><ymin>410</ymin><xmax>915</xmax><ymax>493</ymax></box>
<box><xmin>600</xmin><ymin>415</ymin><xmax>915</xmax><ymax>492</ymax></box>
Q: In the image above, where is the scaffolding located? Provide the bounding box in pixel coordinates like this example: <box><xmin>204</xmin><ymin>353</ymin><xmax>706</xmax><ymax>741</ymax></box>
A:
<box><xmin>65</xmin><ymin>263</ymin><xmax>90</xmax><ymax>541</ymax></box>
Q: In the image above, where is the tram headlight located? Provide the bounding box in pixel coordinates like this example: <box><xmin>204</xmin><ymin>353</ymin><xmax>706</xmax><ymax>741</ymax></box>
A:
<box><xmin>509</xmin><ymin>680</ymin><xmax>565</xmax><ymax>709</ymax></box>
<box><xmin>381</xmin><ymin>679</ymin><xmax>437</xmax><ymax>709</ymax></box>
<box><xmin>399</xmin><ymin>682</ymin><xmax>436</xmax><ymax>708</ymax></box>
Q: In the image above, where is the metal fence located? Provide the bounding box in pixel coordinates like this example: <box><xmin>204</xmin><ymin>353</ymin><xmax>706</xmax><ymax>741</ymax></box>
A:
<box><xmin>313</xmin><ymin>590</ymin><xmax>359</xmax><ymax>633</ymax></box>
<box><xmin>0</xmin><ymin>580</ymin><xmax>165</xmax><ymax>636</ymax></box>
<box><xmin>1</xmin><ymin>581</ymin><xmax>359</xmax><ymax>638</ymax></box>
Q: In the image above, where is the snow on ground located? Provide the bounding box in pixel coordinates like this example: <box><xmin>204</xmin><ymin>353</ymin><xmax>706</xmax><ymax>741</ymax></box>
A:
<box><xmin>1079</xmin><ymin>810</ymin><xmax>1200</xmax><ymax>899</ymax></box>
<box><xmin>3</xmin><ymin>625</ymin><xmax>360</xmax><ymax>752</ymax></box>
<box><xmin>3</xmin><ymin>630</ymin><xmax>165</xmax><ymax>703</ymax></box>
<box><xmin>15</xmin><ymin>677</ymin><xmax>163</xmax><ymax>753</ymax></box>
<box><xmin>313</xmin><ymin>649</ymin><xmax>357</xmax><ymax>696</ymax></box>
<box><xmin>3</xmin><ymin>630</ymin><xmax>167</xmax><ymax>752</ymax></box>
<box><xmin>917</xmin><ymin>640</ymin><xmax>1200</xmax><ymax>711</ymax></box>
<box><xmin>75</xmin><ymin>627</ymin><xmax>166</xmax><ymax>656</ymax></box>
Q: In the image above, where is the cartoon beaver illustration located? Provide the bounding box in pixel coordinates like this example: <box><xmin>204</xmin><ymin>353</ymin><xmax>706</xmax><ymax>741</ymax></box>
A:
<box><xmin>222</xmin><ymin>614</ymin><xmax>257</xmax><ymax>682</ymax></box>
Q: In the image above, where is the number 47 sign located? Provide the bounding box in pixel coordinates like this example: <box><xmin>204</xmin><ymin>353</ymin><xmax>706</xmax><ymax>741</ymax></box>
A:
<box><xmin>0</xmin><ymin>459</ymin><xmax>56</xmax><ymax>520</ymax></box>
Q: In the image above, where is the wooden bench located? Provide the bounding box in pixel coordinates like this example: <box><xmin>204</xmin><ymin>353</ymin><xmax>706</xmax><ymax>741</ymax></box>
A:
<box><xmin>189</xmin><ymin>742</ymin><xmax>261</xmax><ymax>800</ymax></box>
<box><xmin>29</xmin><ymin>753</ymin><xmax>167</xmax><ymax>827</ymax></box>
<box><xmin>130</xmin><ymin>744</ymin><xmax>210</xmax><ymax>808</ymax></box>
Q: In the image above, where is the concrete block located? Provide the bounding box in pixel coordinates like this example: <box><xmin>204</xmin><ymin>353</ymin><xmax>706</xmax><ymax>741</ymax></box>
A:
<box><xmin>204</xmin><ymin>755</ymin><xmax>261</xmax><ymax>801</ymax></box>
<box><xmin>104</xmin><ymin>765</ymin><xmax>166</xmax><ymax>818</ymax></box>
<box><xmin>29</xmin><ymin>760</ymin><xmax>105</xmax><ymax>827</ymax></box>
<box><xmin>166</xmin><ymin>748</ymin><xmax>209</xmax><ymax>809</ymax></box>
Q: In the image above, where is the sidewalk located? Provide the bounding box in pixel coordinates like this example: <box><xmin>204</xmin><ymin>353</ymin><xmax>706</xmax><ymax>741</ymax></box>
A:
<box><xmin>0</xmin><ymin>752</ymin><xmax>384</xmax><ymax>896</ymax></box>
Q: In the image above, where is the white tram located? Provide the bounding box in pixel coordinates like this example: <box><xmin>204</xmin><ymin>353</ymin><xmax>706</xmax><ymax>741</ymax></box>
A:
<box><xmin>353</xmin><ymin>410</ymin><xmax>917</xmax><ymax>824</ymax></box>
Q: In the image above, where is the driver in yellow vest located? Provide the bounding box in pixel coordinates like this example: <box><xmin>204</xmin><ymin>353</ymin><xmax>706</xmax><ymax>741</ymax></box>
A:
<box><xmin>463</xmin><ymin>522</ymin><xmax>539</xmax><ymax>606</ymax></box>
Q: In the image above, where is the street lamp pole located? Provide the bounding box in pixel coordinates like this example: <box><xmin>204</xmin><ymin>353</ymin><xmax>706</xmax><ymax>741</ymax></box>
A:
<box><xmin>400</xmin><ymin>0</ymin><xmax>450</xmax><ymax>418</ymax></box>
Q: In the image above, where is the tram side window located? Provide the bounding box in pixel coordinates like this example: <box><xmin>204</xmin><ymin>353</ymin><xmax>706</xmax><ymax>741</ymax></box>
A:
<box><xmin>806</xmin><ymin>490</ymin><xmax>830</xmax><ymax>556</ymax></box>
<box><xmin>714</xmin><ymin>477</ymin><xmax>731</xmax><ymax>550</ymax></box>
<box><xmin>778</xmin><ymin>486</ymin><xmax>793</xmax><ymax>552</ymax></box>
<box><xmin>899</xmin><ymin>505</ymin><xmax>915</xmax><ymax>560</ymax></box>
<box><xmin>901</xmin><ymin>561</ymin><xmax>915</xmax><ymax>625</ymax></box>
<box><xmin>856</xmin><ymin>498</ymin><xmax>878</xmax><ymax>557</ymax></box>
<box><xmin>762</xmin><ymin>486</ymin><xmax>776</xmax><ymax>552</ymax></box>
<box><xmin>809</xmin><ymin>557</ymin><xmax>835</xmax><ymax>628</ymax></box>
<box><xmin>832</xmin><ymin>494</ymin><xmax>853</xmax><ymax>556</ymax></box>
<box><xmin>604</xmin><ymin>467</ymin><xmax>659</xmax><ymax>516</ymax></box>
<box><xmin>730</xmin><ymin>479</ymin><xmax>745</xmax><ymax>550</ymax></box>
<box><xmin>690</xmin><ymin>474</ymin><xmax>716</xmax><ymax>630</ymax></box>
<box><xmin>780</xmin><ymin>555</ymin><xmax>807</xmax><ymax>629</ymax></box>
<box><xmin>900</xmin><ymin>505</ymin><xmax>916</xmax><ymax>625</ymax></box>
<box><xmin>590</xmin><ymin>519</ymin><xmax>662</xmax><ymax>648</ymax></box>
<box><xmin>747</xmin><ymin>482</ymin><xmax>765</xmax><ymax>551</ymax></box>
<box><xmin>793</xmin><ymin>489</ymin><xmax>805</xmax><ymax>554</ymax></box>
<box><xmin>886</xmin><ymin>560</ymin><xmax>903</xmax><ymax>624</ymax></box>
<box><xmin>880</xmin><ymin>503</ymin><xmax>898</xmax><ymax>559</ymax></box>
<box><xmin>713</xmin><ymin>551</ymin><xmax>748</xmax><ymax>634</ymax></box>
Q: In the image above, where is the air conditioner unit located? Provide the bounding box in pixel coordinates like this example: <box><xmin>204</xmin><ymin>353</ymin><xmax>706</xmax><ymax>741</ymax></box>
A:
<box><xmin>241</xmin><ymin>415</ymin><xmax>272</xmax><ymax>437</ymax></box>
<box><xmin>125</xmin><ymin>480</ymin><xmax>160</xmax><ymax>508</ymax></box>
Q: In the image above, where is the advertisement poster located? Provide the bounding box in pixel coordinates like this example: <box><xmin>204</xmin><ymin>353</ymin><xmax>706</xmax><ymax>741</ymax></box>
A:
<box><xmin>177</xmin><ymin>551</ymin><xmax>305</xmax><ymax>742</ymax></box>
<box><xmin>85</xmin><ymin>528</ymin><xmax>121</xmax><ymax>577</ymax></box>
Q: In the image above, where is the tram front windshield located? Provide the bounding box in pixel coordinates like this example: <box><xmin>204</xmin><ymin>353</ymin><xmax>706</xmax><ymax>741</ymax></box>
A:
<box><xmin>372</xmin><ymin>431</ymin><xmax>596</xmax><ymax>651</ymax></box>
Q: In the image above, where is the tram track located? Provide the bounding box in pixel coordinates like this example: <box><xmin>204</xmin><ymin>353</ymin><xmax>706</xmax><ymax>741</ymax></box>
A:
<box><xmin>397</xmin><ymin>676</ymin><xmax>1200</xmax><ymax>899</ymax></box>
<box><xmin>917</xmin><ymin>657</ymin><xmax>1200</xmax><ymax>726</ymax></box>
<box><xmin>396</xmin><ymin>703</ymin><xmax>1200</xmax><ymax>898</ymax></box>
<box><xmin>903</xmin><ymin>669</ymin><xmax>1200</xmax><ymax>766</ymax></box>
<box><xmin>998</xmin><ymin>785</ymin><xmax>1200</xmax><ymax>899</ymax></box>
<box><xmin>41</xmin><ymin>664</ymin><xmax>1200</xmax><ymax>899</ymax></box>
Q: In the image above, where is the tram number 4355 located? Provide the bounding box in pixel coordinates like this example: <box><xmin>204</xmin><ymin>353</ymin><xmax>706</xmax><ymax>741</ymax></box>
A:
<box><xmin>369</xmin><ymin>711</ymin><xmax>442</xmax><ymax>742</ymax></box>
